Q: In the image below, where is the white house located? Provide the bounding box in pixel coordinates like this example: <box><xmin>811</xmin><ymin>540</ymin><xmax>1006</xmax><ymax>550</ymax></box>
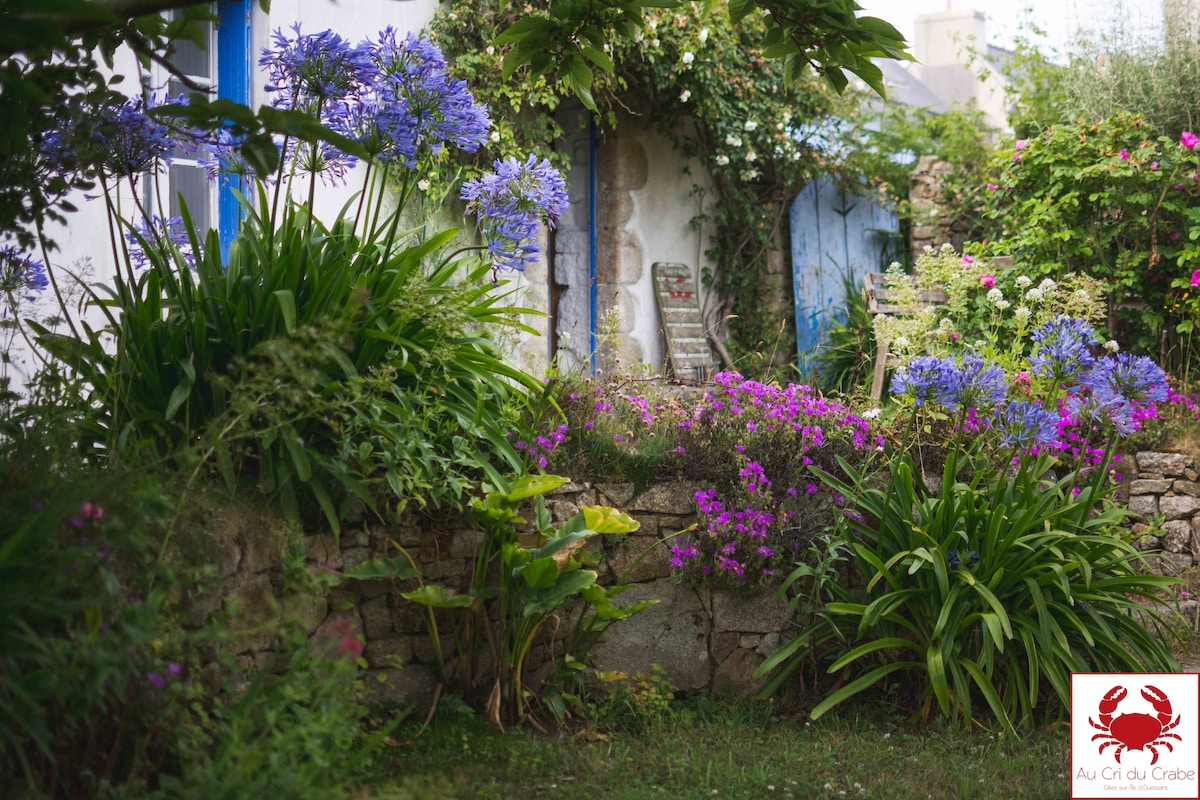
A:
<box><xmin>6</xmin><ymin>0</ymin><xmax>718</xmax><ymax>389</ymax></box>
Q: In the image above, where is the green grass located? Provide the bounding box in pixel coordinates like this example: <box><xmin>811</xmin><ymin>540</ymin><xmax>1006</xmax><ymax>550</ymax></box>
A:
<box><xmin>365</xmin><ymin>696</ymin><xmax>1071</xmax><ymax>800</ymax></box>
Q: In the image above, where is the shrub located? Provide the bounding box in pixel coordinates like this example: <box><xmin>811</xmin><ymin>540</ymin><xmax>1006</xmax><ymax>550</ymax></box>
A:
<box><xmin>978</xmin><ymin>115</ymin><xmax>1200</xmax><ymax>351</ymax></box>
<box><xmin>31</xmin><ymin>27</ymin><xmax>566</xmax><ymax>527</ymax></box>
<box><xmin>0</xmin><ymin>388</ymin><xmax>187</xmax><ymax>797</ymax></box>
<box><xmin>758</xmin><ymin>318</ymin><xmax>1180</xmax><ymax>734</ymax></box>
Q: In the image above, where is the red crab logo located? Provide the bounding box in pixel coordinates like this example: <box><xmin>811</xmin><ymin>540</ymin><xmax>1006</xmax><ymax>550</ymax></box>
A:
<box><xmin>1089</xmin><ymin>684</ymin><xmax>1182</xmax><ymax>764</ymax></box>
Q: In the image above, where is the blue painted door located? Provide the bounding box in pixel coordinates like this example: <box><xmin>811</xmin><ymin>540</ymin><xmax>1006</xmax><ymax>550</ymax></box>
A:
<box><xmin>791</xmin><ymin>177</ymin><xmax>898</xmax><ymax>373</ymax></box>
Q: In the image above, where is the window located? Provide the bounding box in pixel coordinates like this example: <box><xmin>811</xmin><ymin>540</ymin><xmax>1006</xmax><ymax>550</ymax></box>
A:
<box><xmin>147</xmin><ymin>2</ymin><xmax>250</xmax><ymax>256</ymax></box>
<box><xmin>148</xmin><ymin>8</ymin><xmax>217</xmax><ymax>233</ymax></box>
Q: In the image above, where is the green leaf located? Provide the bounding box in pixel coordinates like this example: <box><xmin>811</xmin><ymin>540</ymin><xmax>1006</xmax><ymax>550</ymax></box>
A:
<box><xmin>283</xmin><ymin>435</ymin><xmax>311</xmax><ymax>482</ymax></box>
<box><xmin>343</xmin><ymin>557</ymin><xmax>420</xmax><ymax>581</ymax></box>
<box><xmin>810</xmin><ymin>661</ymin><xmax>923</xmax><ymax>720</ymax></box>
<box><xmin>525</xmin><ymin>569</ymin><xmax>597</xmax><ymax>616</ymax></box>
<box><xmin>240</xmin><ymin>132</ymin><xmax>280</xmax><ymax>176</ymax></box>
<box><xmin>580</xmin><ymin>505</ymin><xmax>640</xmax><ymax>534</ymax></box>
<box><xmin>401</xmin><ymin>585</ymin><xmax>473</xmax><ymax>608</ymax></box>
<box><xmin>522</xmin><ymin>556</ymin><xmax>560</xmax><ymax>590</ymax></box>
<box><xmin>502</xmin><ymin>474</ymin><xmax>571</xmax><ymax>503</ymax></box>
<box><xmin>273</xmin><ymin>289</ymin><xmax>297</xmax><ymax>334</ymax></box>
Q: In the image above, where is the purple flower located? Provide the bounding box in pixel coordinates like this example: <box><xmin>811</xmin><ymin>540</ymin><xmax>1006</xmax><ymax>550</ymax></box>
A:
<box><xmin>1084</xmin><ymin>353</ymin><xmax>1168</xmax><ymax>405</ymax></box>
<box><xmin>146</xmin><ymin>672</ymin><xmax>165</xmax><ymax>688</ymax></box>
<box><xmin>461</xmin><ymin>155</ymin><xmax>568</xmax><ymax>276</ymax></box>
<box><xmin>994</xmin><ymin>400</ymin><xmax>1058</xmax><ymax>449</ymax></box>
<box><xmin>92</xmin><ymin>95</ymin><xmax>182</xmax><ymax>177</ymax></box>
<box><xmin>1068</xmin><ymin>387</ymin><xmax>1137</xmax><ymax>436</ymax></box>
<box><xmin>0</xmin><ymin>246</ymin><xmax>49</xmax><ymax>301</ymax></box>
<box><xmin>1182</xmin><ymin>131</ymin><xmax>1198</xmax><ymax>149</ymax></box>
<box><xmin>124</xmin><ymin>215</ymin><xmax>195</xmax><ymax>271</ymax></box>
<box><xmin>892</xmin><ymin>356</ymin><xmax>955</xmax><ymax>407</ymax></box>
<box><xmin>1029</xmin><ymin>316</ymin><xmax>1097</xmax><ymax>385</ymax></box>
<box><xmin>365</xmin><ymin>29</ymin><xmax>489</xmax><ymax>163</ymax></box>
<box><xmin>261</xmin><ymin>24</ymin><xmax>374</xmax><ymax>112</ymax></box>
<box><xmin>936</xmin><ymin>356</ymin><xmax>1007</xmax><ymax>411</ymax></box>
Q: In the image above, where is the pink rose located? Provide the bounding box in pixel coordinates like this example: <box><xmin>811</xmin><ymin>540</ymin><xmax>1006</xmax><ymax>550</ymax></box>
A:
<box><xmin>986</xmin><ymin>183</ymin><xmax>999</xmax><ymax>191</ymax></box>
<box><xmin>1152</xmin><ymin>162</ymin><xmax>1160</xmax><ymax>170</ymax></box>
<box><xmin>1183</xmin><ymin>131</ymin><xmax>1199</xmax><ymax>148</ymax></box>
<box><xmin>1015</xmin><ymin>139</ymin><xmax>1027</xmax><ymax>151</ymax></box>
<box><xmin>962</xmin><ymin>254</ymin><xmax>974</xmax><ymax>265</ymax></box>
<box><xmin>979</xmin><ymin>274</ymin><xmax>996</xmax><ymax>288</ymax></box>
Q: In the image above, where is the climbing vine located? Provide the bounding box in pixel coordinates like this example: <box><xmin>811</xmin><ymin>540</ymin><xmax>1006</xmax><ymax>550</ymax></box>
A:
<box><xmin>429</xmin><ymin>1</ymin><xmax>989</xmax><ymax>371</ymax></box>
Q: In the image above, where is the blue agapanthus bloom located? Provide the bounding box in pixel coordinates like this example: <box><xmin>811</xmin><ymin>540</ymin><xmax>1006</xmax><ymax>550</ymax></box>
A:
<box><xmin>93</xmin><ymin>95</ymin><xmax>181</xmax><ymax>178</ymax></box>
<box><xmin>1067</xmin><ymin>386</ymin><xmax>1137</xmax><ymax>436</ymax></box>
<box><xmin>0</xmin><ymin>246</ymin><xmax>49</xmax><ymax>302</ymax></box>
<box><xmin>892</xmin><ymin>355</ymin><xmax>956</xmax><ymax>407</ymax></box>
<box><xmin>1029</xmin><ymin>315</ymin><xmax>1097</xmax><ymax>385</ymax></box>
<box><xmin>367</xmin><ymin>29</ymin><xmax>489</xmax><ymax>164</ymax></box>
<box><xmin>993</xmin><ymin>400</ymin><xmax>1058</xmax><ymax>449</ymax></box>
<box><xmin>261</xmin><ymin>24</ymin><xmax>374</xmax><ymax>111</ymax></box>
<box><xmin>946</xmin><ymin>549</ymin><xmax>980</xmax><ymax>570</ymax></box>
<box><xmin>936</xmin><ymin>355</ymin><xmax>1007</xmax><ymax>411</ymax></box>
<box><xmin>257</xmin><ymin>27</ymin><xmax>489</xmax><ymax>179</ymax></box>
<box><xmin>124</xmin><ymin>216</ymin><xmax>195</xmax><ymax>271</ymax></box>
<box><xmin>1083</xmin><ymin>353</ymin><xmax>1169</xmax><ymax>405</ymax></box>
<box><xmin>461</xmin><ymin>155</ymin><xmax>568</xmax><ymax>275</ymax></box>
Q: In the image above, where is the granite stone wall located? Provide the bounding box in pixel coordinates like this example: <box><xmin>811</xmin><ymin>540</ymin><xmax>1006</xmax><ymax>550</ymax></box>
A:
<box><xmin>194</xmin><ymin>479</ymin><xmax>796</xmax><ymax>704</ymax></box>
<box><xmin>194</xmin><ymin>452</ymin><xmax>1196</xmax><ymax>704</ymax></box>
<box><xmin>1124</xmin><ymin>451</ymin><xmax>1200</xmax><ymax>574</ymax></box>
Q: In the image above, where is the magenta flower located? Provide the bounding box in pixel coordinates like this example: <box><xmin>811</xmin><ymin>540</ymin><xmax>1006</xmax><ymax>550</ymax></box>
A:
<box><xmin>1191</xmin><ymin>270</ymin><xmax>1200</xmax><ymax>287</ymax></box>
<box><xmin>1015</xmin><ymin>139</ymin><xmax>1027</xmax><ymax>151</ymax></box>
<box><xmin>1119</xmin><ymin>149</ymin><xmax>1130</xmax><ymax>160</ymax></box>
<box><xmin>1183</xmin><ymin>131</ymin><xmax>1199</xmax><ymax>148</ymax></box>
<box><xmin>986</xmin><ymin>183</ymin><xmax>999</xmax><ymax>190</ymax></box>
<box><xmin>1152</xmin><ymin>161</ymin><xmax>1160</xmax><ymax>170</ymax></box>
<box><xmin>980</xmin><ymin>274</ymin><xmax>996</xmax><ymax>288</ymax></box>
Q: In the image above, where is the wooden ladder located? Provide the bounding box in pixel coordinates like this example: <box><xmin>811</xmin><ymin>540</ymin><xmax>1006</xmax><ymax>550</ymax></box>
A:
<box><xmin>652</xmin><ymin>262</ymin><xmax>719</xmax><ymax>381</ymax></box>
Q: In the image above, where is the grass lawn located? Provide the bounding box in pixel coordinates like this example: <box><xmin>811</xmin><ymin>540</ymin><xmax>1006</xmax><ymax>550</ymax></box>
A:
<box><xmin>366</xmin><ymin>694</ymin><xmax>1072</xmax><ymax>800</ymax></box>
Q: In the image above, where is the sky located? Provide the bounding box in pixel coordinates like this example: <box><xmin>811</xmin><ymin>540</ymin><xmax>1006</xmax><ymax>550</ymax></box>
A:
<box><xmin>857</xmin><ymin>0</ymin><xmax>1168</xmax><ymax>56</ymax></box>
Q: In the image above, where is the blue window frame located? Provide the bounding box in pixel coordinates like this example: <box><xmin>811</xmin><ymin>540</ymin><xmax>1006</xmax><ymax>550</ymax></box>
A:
<box><xmin>216</xmin><ymin>0</ymin><xmax>251</xmax><ymax>261</ymax></box>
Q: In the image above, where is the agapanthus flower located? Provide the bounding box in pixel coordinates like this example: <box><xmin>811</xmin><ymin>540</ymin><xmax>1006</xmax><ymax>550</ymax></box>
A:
<box><xmin>261</xmin><ymin>24</ymin><xmax>374</xmax><ymax>112</ymax></box>
<box><xmin>1029</xmin><ymin>316</ymin><xmax>1097</xmax><ymax>384</ymax></box>
<box><xmin>365</xmin><ymin>29</ymin><xmax>489</xmax><ymax>164</ymax></box>
<box><xmin>124</xmin><ymin>215</ymin><xmax>195</xmax><ymax>271</ymax></box>
<box><xmin>0</xmin><ymin>246</ymin><xmax>49</xmax><ymax>301</ymax></box>
<box><xmin>892</xmin><ymin>356</ymin><xmax>955</xmax><ymax>407</ymax></box>
<box><xmin>994</xmin><ymin>400</ymin><xmax>1058</xmax><ymax>449</ymax></box>
<box><xmin>1083</xmin><ymin>353</ymin><xmax>1168</xmax><ymax>405</ymax></box>
<box><xmin>461</xmin><ymin>155</ymin><xmax>568</xmax><ymax>276</ymax></box>
<box><xmin>1068</xmin><ymin>386</ymin><xmax>1137</xmax><ymax>436</ymax></box>
<box><xmin>936</xmin><ymin>356</ymin><xmax>1007</xmax><ymax>412</ymax></box>
<box><xmin>92</xmin><ymin>95</ymin><xmax>182</xmax><ymax>177</ymax></box>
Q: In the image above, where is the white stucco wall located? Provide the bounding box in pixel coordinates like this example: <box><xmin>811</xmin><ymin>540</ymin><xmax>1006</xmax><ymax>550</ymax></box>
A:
<box><xmin>4</xmin><ymin>1</ymin><xmax>464</xmax><ymax>389</ymax></box>
<box><xmin>624</xmin><ymin>127</ymin><xmax>718</xmax><ymax>371</ymax></box>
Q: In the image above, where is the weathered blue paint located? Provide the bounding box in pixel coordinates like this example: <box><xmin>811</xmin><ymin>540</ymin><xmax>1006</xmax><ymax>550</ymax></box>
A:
<box><xmin>791</xmin><ymin>177</ymin><xmax>898</xmax><ymax>374</ymax></box>
<box><xmin>217</xmin><ymin>0</ymin><xmax>251</xmax><ymax>262</ymax></box>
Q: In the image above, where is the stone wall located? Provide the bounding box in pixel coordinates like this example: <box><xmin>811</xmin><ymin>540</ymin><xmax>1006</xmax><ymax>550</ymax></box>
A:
<box><xmin>194</xmin><ymin>453</ymin><xmax>1200</xmax><ymax>704</ymax></box>
<box><xmin>908</xmin><ymin>155</ymin><xmax>970</xmax><ymax>262</ymax></box>
<box><xmin>194</xmin><ymin>479</ymin><xmax>794</xmax><ymax>705</ymax></box>
<box><xmin>1125</xmin><ymin>451</ymin><xmax>1200</xmax><ymax>574</ymax></box>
